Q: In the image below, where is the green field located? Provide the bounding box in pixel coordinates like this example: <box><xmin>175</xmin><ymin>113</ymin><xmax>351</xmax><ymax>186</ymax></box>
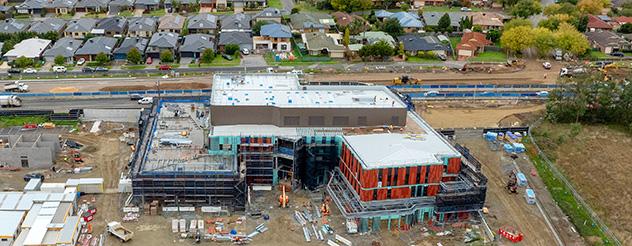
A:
<box><xmin>0</xmin><ymin>116</ymin><xmax>78</xmax><ymax>128</ymax></box>
<box><xmin>469</xmin><ymin>51</ymin><xmax>507</xmax><ymax>62</ymax></box>
<box><xmin>406</xmin><ymin>56</ymin><xmax>442</xmax><ymax>63</ymax></box>
<box><xmin>267</xmin><ymin>0</ymin><xmax>282</xmax><ymax>9</ymax></box>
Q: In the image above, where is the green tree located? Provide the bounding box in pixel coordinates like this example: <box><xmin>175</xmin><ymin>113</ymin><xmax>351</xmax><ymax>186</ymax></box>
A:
<box><xmin>95</xmin><ymin>52</ymin><xmax>109</xmax><ymax>66</ymax></box>
<box><xmin>400</xmin><ymin>2</ymin><xmax>410</xmax><ymax>11</ymax></box>
<box><xmin>572</xmin><ymin>15</ymin><xmax>589</xmax><ymax>32</ymax></box>
<box><xmin>224</xmin><ymin>44</ymin><xmax>240</xmax><ymax>56</ymax></box>
<box><xmin>200</xmin><ymin>48</ymin><xmax>215</xmax><ymax>63</ymax></box>
<box><xmin>343</xmin><ymin>28</ymin><xmax>350</xmax><ymax>47</ymax></box>
<box><xmin>38</xmin><ymin>31</ymin><xmax>59</xmax><ymax>42</ymax></box>
<box><xmin>160</xmin><ymin>50</ymin><xmax>174</xmax><ymax>63</ymax></box>
<box><xmin>472</xmin><ymin>25</ymin><xmax>483</xmax><ymax>32</ymax></box>
<box><xmin>13</xmin><ymin>56</ymin><xmax>34</xmax><ymax>68</ymax></box>
<box><xmin>291</xmin><ymin>7</ymin><xmax>300</xmax><ymax>14</ymax></box>
<box><xmin>331</xmin><ymin>0</ymin><xmax>372</xmax><ymax>12</ymax></box>
<box><xmin>619</xmin><ymin>23</ymin><xmax>632</xmax><ymax>33</ymax></box>
<box><xmin>381</xmin><ymin>18</ymin><xmax>403</xmax><ymax>38</ymax></box>
<box><xmin>459</xmin><ymin>16</ymin><xmax>473</xmax><ymax>30</ymax></box>
<box><xmin>486</xmin><ymin>29</ymin><xmax>501</xmax><ymax>43</ymax></box>
<box><xmin>533</xmin><ymin>27</ymin><xmax>556</xmax><ymax>57</ymax></box>
<box><xmin>511</xmin><ymin>0</ymin><xmax>542</xmax><ymax>18</ymax></box>
<box><xmin>437</xmin><ymin>13</ymin><xmax>452</xmax><ymax>33</ymax></box>
<box><xmin>252</xmin><ymin>21</ymin><xmax>269</xmax><ymax>36</ymax></box>
<box><xmin>348</xmin><ymin>18</ymin><xmax>367</xmax><ymax>35</ymax></box>
<box><xmin>500</xmin><ymin>26</ymin><xmax>535</xmax><ymax>53</ymax></box>
<box><xmin>127</xmin><ymin>47</ymin><xmax>142</xmax><ymax>64</ymax></box>
<box><xmin>358</xmin><ymin>40</ymin><xmax>393</xmax><ymax>61</ymax></box>
<box><xmin>504</xmin><ymin>18</ymin><xmax>532</xmax><ymax>31</ymax></box>
<box><xmin>54</xmin><ymin>55</ymin><xmax>65</xmax><ymax>66</ymax></box>
<box><xmin>577</xmin><ymin>0</ymin><xmax>610</xmax><ymax>14</ymax></box>
<box><xmin>555</xmin><ymin>22</ymin><xmax>589</xmax><ymax>56</ymax></box>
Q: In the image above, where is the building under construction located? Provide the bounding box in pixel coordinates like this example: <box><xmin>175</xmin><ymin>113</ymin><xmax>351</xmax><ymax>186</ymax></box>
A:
<box><xmin>131</xmin><ymin>74</ymin><xmax>487</xmax><ymax>227</ymax></box>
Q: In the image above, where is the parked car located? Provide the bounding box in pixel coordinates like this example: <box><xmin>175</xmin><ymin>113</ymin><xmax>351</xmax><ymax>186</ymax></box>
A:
<box><xmin>23</xmin><ymin>173</ymin><xmax>45</xmax><ymax>182</ymax></box>
<box><xmin>77</xmin><ymin>58</ymin><xmax>86</xmax><ymax>65</ymax></box>
<box><xmin>460</xmin><ymin>7</ymin><xmax>472</xmax><ymax>12</ymax></box>
<box><xmin>610</xmin><ymin>52</ymin><xmax>624</xmax><ymax>57</ymax></box>
<box><xmin>95</xmin><ymin>67</ymin><xmax>109</xmax><ymax>72</ymax></box>
<box><xmin>138</xmin><ymin>97</ymin><xmax>154</xmax><ymax>104</ymax></box>
<box><xmin>437</xmin><ymin>54</ymin><xmax>447</xmax><ymax>61</ymax></box>
<box><xmin>22</xmin><ymin>68</ymin><xmax>37</xmax><ymax>74</ymax></box>
<box><xmin>593</xmin><ymin>60</ymin><xmax>613</xmax><ymax>68</ymax></box>
<box><xmin>542</xmin><ymin>62</ymin><xmax>552</xmax><ymax>69</ymax></box>
<box><xmin>8</xmin><ymin>68</ymin><xmax>21</xmax><ymax>74</ymax></box>
<box><xmin>146</xmin><ymin>57</ymin><xmax>152</xmax><ymax>65</ymax></box>
<box><xmin>158</xmin><ymin>65</ymin><xmax>171</xmax><ymax>71</ymax></box>
<box><xmin>241</xmin><ymin>48</ymin><xmax>250</xmax><ymax>55</ymax></box>
<box><xmin>222</xmin><ymin>54</ymin><xmax>233</xmax><ymax>61</ymax></box>
<box><xmin>52</xmin><ymin>66</ymin><xmax>67</xmax><ymax>73</ymax></box>
<box><xmin>82</xmin><ymin>67</ymin><xmax>95</xmax><ymax>73</ymax></box>
<box><xmin>129</xmin><ymin>93</ymin><xmax>143</xmax><ymax>101</ymax></box>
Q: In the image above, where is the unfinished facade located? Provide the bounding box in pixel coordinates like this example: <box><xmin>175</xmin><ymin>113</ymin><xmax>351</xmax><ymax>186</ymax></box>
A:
<box><xmin>0</xmin><ymin>133</ymin><xmax>61</xmax><ymax>169</ymax></box>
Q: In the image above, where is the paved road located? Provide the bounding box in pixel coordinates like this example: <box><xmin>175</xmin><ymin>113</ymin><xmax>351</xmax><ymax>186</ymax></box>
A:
<box><xmin>14</xmin><ymin>98</ymin><xmax>148</xmax><ymax>111</ymax></box>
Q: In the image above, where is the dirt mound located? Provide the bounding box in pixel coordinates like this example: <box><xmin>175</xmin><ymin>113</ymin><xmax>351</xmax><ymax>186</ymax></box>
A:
<box><xmin>50</xmin><ymin>87</ymin><xmax>79</xmax><ymax>93</ymax></box>
<box><xmin>100</xmin><ymin>82</ymin><xmax>210</xmax><ymax>92</ymax></box>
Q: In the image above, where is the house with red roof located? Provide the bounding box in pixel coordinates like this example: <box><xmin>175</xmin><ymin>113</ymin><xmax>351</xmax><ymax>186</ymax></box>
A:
<box><xmin>587</xmin><ymin>15</ymin><xmax>613</xmax><ymax>32</ymax></box>
<box><xmin>456</xmin><ymin>32</ymin><xmax>492</xmax><ymax>60</ymax></box>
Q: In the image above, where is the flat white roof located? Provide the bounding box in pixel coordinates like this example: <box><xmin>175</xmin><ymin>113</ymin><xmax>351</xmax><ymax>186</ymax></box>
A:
<box><xmin>0</xmin><ymin>211</ymin><xmax>24</xmax><ymax>237</ymax></box>
<box><xmin>211</xmin><ymin>74</ymin><xmax>406</xmax><ymax>108</ymax></box>
<box><xmin>4</xmin><ymin>38</ymin><xmax>51</xmax><ymax>58</ymax></box>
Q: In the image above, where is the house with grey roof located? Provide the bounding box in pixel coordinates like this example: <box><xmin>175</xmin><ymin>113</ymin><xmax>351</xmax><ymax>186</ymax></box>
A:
<box><xmin>113</xmin><ymin>37</ymin><xmax>148</xmax><ymax>60</ymax></box>
<box><xmin>180</xmin><ymin>34</ymin><xmax>214</xmax><ymax>58</ymax></box>
<box><xmin>301</xmin><ymin>32</ymin><xmax>345</xmax><ymax>58</ymax></box>
<box><xmin>0</xmin><ymin>19</ymin><xmax>30</xmax><ymax>34</ymax></box>
<box><xmin>28</xmin><ymin>18</ymin><xmax>67</xmax><ymax>34</ymax></box>
<box><xmin>74</xmin><ymin>36</ymin><xmax>118</xmax><ymax>61</ymax></box>
<box><xmin>43</xmin><ymin>37</ymin><xmax>82</xmax><ymax>63</ymax></box>
<box><xmin>158</xmin><ymin>14</ymin><xmax>185</xmax><ymax>34</ymax></box>
<box><xmin>45</xmin><ymin>0</ymin><xmax>77</xmax><ymax>14</ymax></box>
<box><xmin>253</xmin><ymin>23</ymin><xmax>291</xmax><ymax>52</ymax></box>
<box><xmin>218</xmin><ymin>31</ymin><xmax>252</xmax><ymax>52</ymax></box>
<box><xmin>74</xmin><ymin>0</ymin><xmax>110</xmax><ymax>12</ymax></box>
<box><xmin>585</xmin><ymin>31</ymin><xmax>632</xmax><ymax>54</ymax></box>
<box><xmin>220</xmin><ymin>13</ymin><xmax>251</xmax><ymax>32</ymax></box>
<box><xmin>253</xmin><ymin>7</ymin><xmax>282</xmax><ymax>24</ymax></box>
<box><xmin>108</xmin><ymin>0</ymin><xmax>134</xmax><ymax>13</ymax></box>
<box><xmin>352</xmin><ymin>31</ymin><xmax>396</xmax><ymax>47</ymax></box>
<box><xmin>94</xmin><ymin>17</ymin><xmax>127</xmax><ymax>36</ymax></box>
<box><xmin>16</xmin><ymin>0</ymin><xmax>46</xmax><ymax>15</ymax></box>
<box><xmin>134</xmin><ymin>0</ymin><xmax>160</xmax><ymax>12</ymax></box>
<box><xmin>187</xmin><ymin>13</ymin><xmax>218</xmax><ymax>35</ymax></box>
<box><xmin>387</xmin><ymin>12</ymin><xmax>424</xmax><ymax>33</ymax></box>
<box><xmin>146</xmin><ymin>32</ymin><xmax>179</xmax><ymax>59</ymax></box>
<box><xmin>289</xmin><ymin>13</ymin><xmax>336</xmax><ymax>33</ymax></box>
<box><xmin>128</xmin><ymin>17</ymin><xmax>156</xmax><ymax>38</ymax></box>
<box><xmin>422</xmin><ymin>12</ymin><xmax>467</xmax><ymax>31</ymax></box>
<box><xmin>398</xmin><ymin>34</ymin><xmax>450</xmax><ymax>56</ymax></box>
<box><xmin>64</xmin><ymin>19</ymin><xmax>98</xmax><ymax>39</ymax></box>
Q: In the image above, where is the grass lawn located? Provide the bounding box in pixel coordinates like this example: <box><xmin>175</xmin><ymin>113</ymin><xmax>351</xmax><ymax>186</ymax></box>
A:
<box><xmin>207</xmin><ymin>56</ymin><xmax>241</xmax><ymax>67</ymax></box>
<box><xmin>406</xmin><ymin>56</ymin><xmax>442</xmax><ymax>63</ymax></box>
<box><xmin>267</xmin><ymin>0</ymin><xmax>282</xmax><ymax>9</ymax></box>
<box><xmin>422</xmin><ymin>5</ymin><xmax>482</xmax><ymax>12</ymax></box>
<box><xmin>118</xmin><ymin>10</ymin><xmax>133</xmax><ymax>17</ymax></box>
<box><xmin>294</xmin><ymin>2</ymin><xmax>326</xmax><ymax>12</ymax></box>
<box><xmin>587</xmin><ymin>50</ymin><xmax>609</xmax><ymax>60</ymax></box>
<box><xmin>470</xmin><ymin>51</ymin><xmax>507</xmax><ymax>62</ymax></box>
<box><xmin>56</xmin><ymin>13</ymin><xmax>73</xmax><ymax>19</ymax></box>
<box><xmin>144</xmin><ymin>9</ymin><xmax>166</xmax><ymax>17</ymax></box>
<box><xmin>154</xmin><ymin>63</ymin><xmax>181</xmax><ymax>69</ymax></box>
<box><xmin>84</xmin><ymin>12</ymin><xmax>108</xmax><ymax>18</ymax></box>
<box><xmin>122</xmin><ymin>65</ymin><xmax>147</xmax><ymax>70</ymax></box>
<box><xmin>0</xmin><ymin>116</ymin><xmax>78</xmax><ymax>128</ymax></box>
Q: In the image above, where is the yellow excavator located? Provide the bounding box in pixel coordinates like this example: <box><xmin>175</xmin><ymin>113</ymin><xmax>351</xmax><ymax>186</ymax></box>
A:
<box><xmin>598</xmin><ymin>63</ymin><xmax>619</xmax><ymax>81</ymax></box>
<box><xmin>392</xmin><ymin>75</ymin><xmax>420</xmax><ymax>85</ymax></box>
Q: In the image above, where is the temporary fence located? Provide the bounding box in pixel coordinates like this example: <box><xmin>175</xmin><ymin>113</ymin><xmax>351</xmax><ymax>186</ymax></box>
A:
<box><xmin>0</xmin><ymin>89</ymin><xmax>212</xmax><ymax>97</ymax></box>
<box><xmin>389</xmin><ymin>84</ymin><xmax>559</xmax><ymax>89</ymax></box>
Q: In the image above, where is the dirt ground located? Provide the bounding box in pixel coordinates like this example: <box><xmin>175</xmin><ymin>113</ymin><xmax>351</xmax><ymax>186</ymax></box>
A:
<box><xmin>100</xmin><ymin>82</ymin><xmax>209</xmax><ymax>92</ymax></box>
<box><xmin>534</xmin><ymin>123</ymin><xmax>632</xmax><ymax>245</ymax></box>
<box><xmin>417</xmin><ymin>100</ymin><xmax>545</xmax><ymax>129</ymax></box>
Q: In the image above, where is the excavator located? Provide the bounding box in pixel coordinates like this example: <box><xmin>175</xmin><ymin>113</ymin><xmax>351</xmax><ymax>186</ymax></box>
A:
<box><xmin>598</xmin><ymin>63</ymin><xmax>619</xmax><ymax>81</ymax></box>
<box><xmin>278</xmin><ymin>185</ymin><xmax>289</xmax><ymax>208</ymax></box>
<box><xmin>392</xmin><ymin>75</ymin><xmax>420</xmax><ymax>85</ymax></box>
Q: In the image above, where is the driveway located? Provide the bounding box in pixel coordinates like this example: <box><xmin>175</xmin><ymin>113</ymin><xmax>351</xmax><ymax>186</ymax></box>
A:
<box><xmin>180</xmin><ymin>57</ymin><xmax>194</xmax><ymax>66</ymax></box>
<box><xmin>241</xmin><ymin>55</ymin><xmax>268</xmax><ymax>67</ymax></box>
<box><xmin>134</xmin><ymin>9</ymin><xmax>145</xmax><ymax>17</ymax></box>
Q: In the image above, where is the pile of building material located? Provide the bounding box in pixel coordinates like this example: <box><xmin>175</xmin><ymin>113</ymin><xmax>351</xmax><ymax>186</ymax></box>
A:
<box><xmin>143</xmin><ymin>200</ymin><xmax>161</xmax><ymax>215</ymax></box>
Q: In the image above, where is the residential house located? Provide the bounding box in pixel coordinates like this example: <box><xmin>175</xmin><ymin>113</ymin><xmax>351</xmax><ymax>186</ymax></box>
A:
<box><xmin>587</xmin><ymin>15</ymin><xmax>614</xmax><ymax>32</ymax></box>
<box><xmin>398</xmin><ymin>34</ymin><xmax>450</xmax><ymax>56</ymax></box>
<box><xmin>200</xmin><ymin>0</ymin><xmax>216</xmax><ymax>9</ymax></box>
<box><xmin>374</xmin><ymin>10</ymin><xmax>393</xmax><ymax>21</ymax></box>
<box><xmin>289</xmin><ymin>13</ymin><xmax>336</xmax><ymax>33</ymax></box>
<box><xmin>331</xmin><ymin>12</ymin><xmax>366</xmax><ymax>29</ymax></box>
<box><xmin>134</xmin><ymin>0</ymin><xmax>160</xmax><ymax>12</ymax></box>
<box><xmin>128</xmin><ymin>17</ymin><xmax>156</xmax><ymax>38</ymax></box>
<box><xmin>0</xmin><ymin>19</ymin><xmax>30</xmax><ymax>34</ymax></box>
<box><xmin>253</xmin><ymin>23</ymin><xmax>291</xmax><ymax>52</ymax></box>
<box><xmin>231</xmin><ymin>0</ymin><xmax>266</xmax><ymax>13</ymax></box>
<box><xmin>218</xmin><ymin>31</ymin><xmax>252</xmax><ymax>52</ymax></box>
<box><xmin>146</xmin><ymin>32</ymin><xmax>179</xmax><ymax>59</ymax></box>
<box><xmin>585</xmin><ymin>31</ymin><xmax>631</xmax><ymax>54</ymax></box>
<box><xmin>422</xmin><ymin>12</ymin><xmax>467</xmax><ymax>31</ymax></box>
<box><xmin>377</xmin><ymin>11</ymin><xmax>424</xmax><ymax>33</ymax></box>
<box><xmin>187</xmin><ymin>13</ymin><xmax>218</xmax><ymax>34</ymax></box>
<box><xmin>15</xmin><ymin>0</ymin><xmax>46</xmax><ymax>15</ymax></box>
<box><xmin>42</xmin><ymin>37</ymin><xmax>81</xmax><ymax>62</ymax></box>
<box><xmin>74</xmin><ymin>0</ymin><xmax>110</xmax><ymax>12</ymax></box>
<box><xmin>64</xmin><ymin>18</ymin><xmax>97</xmax><ymax>38</ymax></box>
<box><xmin>45</xmin><ymin>0</ymin><xmax>77</xmax><ymax>14</ymax></box>
<box><xmin>253</xmin><ymin>7</ymin><xmax>282</xmax><ymax>24</ymax></box>
<box><xmin>614</xmin><ymin>16</ymin><xmax>632</xmax><ymax>26</ymax></box>
<box><xmin>158</xmin><ymin>14</ymin><xmax>185</xmax><ymax>34</ymax></box>
<box><xmin>164</xmin><ymin>0</ymin><xmax>197</xmax><ymax>12</ymax></box>
<box><xmin>28</xmin><ymin>18</ymin><xmax>66</xmax><ymax>34</ymax></box>
<box><xmin>94</xmin><ymin>17</ymin><xmax>128</xmax><ymax>36</ymax></box>
<box><xmin>220</xmin><ymin>13</ymin><xmax>251</xmax><ymax>32</ymax></box>
<box><xmin>113</xmin><ymin>36</ymin><xmax>148</xmax><ymax>60</ymax></box>
<box><xmin>413</xmin><ymin>0</ymin><xmax>446</xmax><ymax>8</ymax></box>
<box><xmin>4</xmin><ymin>38</ymin><xmax>51</xmax><ymax>61</ymax></box>
<box><xmin>470</xmin><ymin>12</ymin><xmax>504</xmax><ymax>31</ymax></box>
<box><xmin>456</xmin><ymin>31</ymin><xmax>492</xmax><ymax>60</ymax></box>
<box><xmin>108</xmin><ymin>0</ymin><xmax>134</xmax><ymax>13</ymax></box>
<box><xmin>74</xmin><ymin>36</ymin><xmax>118</xmax><ymax>61</ymax></box>
<box><xmin>301</xmin><ymin>32</ymin><xmax>345</xmax><ymax>58</ymax></box>
<box><xmin>352</xmin><ymin>31</ymin><xmax>396</xmax><ymax>47</ymax></box>
<box><xmin>180</xmin><ymin>34</ymin><xmax>214</xmax><ymax>58</ymax></box>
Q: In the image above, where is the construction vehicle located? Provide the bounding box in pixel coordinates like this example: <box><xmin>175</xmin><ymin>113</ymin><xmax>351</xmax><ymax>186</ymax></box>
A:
<box><xmin>107</xmin><ymin>221</ymin><xmax>134</xmax><ymax>242</ymax></box>
<box><xmin>4</xmin><ymin>81</ymin><xmax>28</xmax><ymax>92</ymax></box>
<box><xmin>559</xmin><ymin>67</ymin><xmax>587</xmax><ymax>77</ymax></box>
<box><xmin>598</xmin><ymin>63</ymin><xmax>619</xmax><ymax>81</ymax></box>
<box><xmin>70</xmin><ymin>150</ymin><xmax>84</xmax><ymax>164</ymax></box>
<box><xmin>279</xmin><ymin>185</ymin><xmax>289</xmax><ymax>208</ymax></box>
<box><xmin>392</xmin><ymin>75</ymin><xmax>420</xmax><ymax>85</ymax></box>
<box><xmin>506</xmin><ymin>171</ymin><xmax>518</xmax><ymax>194</ymax></box>
<box><xmin>0</xmin><ymin>95</ymin><xmax>22</xmax><ymax>107</ymax></box>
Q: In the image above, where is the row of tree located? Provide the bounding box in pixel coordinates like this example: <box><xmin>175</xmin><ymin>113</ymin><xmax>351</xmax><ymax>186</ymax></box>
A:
<box><xmin>500</xmin><ymin>19</ymin><xmax>589</xmax><ymax>56</ymax></box>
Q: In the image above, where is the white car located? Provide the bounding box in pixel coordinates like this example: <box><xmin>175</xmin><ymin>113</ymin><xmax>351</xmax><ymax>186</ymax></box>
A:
<box><xmin>290</xmin><ymin>69</ymin><xmax>304</xmax><ymax>75</ymax></box>
<box><xmin>52</xmin><ymin>66</ymin><xmax>66</xmax><ymax>73</ymax></box>
<box><xmin>77</xmin><ymin>58</ymin><xmax>86</xmax><ymax>65</ymax></box>
<box><xmin>137</xmin><ymin>97</ymin><xmax>154</xmax><ymax>105</ymax></box>
<box><xmin>22</xmin><ymin>68</ymin><xmax>37</xmax><ymax>74</ymax></box>
<box><xmin>542</xmin><ymin>62</ymin><xmax>552</xmax><ymax>69</ymax></box>
<box><xmin>241</xmin><ymin>48</ymin><xmax>250</xmax><ymax>55</ymax></box>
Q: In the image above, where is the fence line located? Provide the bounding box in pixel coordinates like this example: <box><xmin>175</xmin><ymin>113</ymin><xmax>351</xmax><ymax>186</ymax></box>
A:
<box><xmin>528</xmin><ymin>119</ymin><xmax>621</xmax><ymax>246</ymax></box>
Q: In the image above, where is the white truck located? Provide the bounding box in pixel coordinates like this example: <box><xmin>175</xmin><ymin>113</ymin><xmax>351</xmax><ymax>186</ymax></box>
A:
<box><xmin>559</xmin><ymin>67</ymin><xmax>587</xmax><ymax>77</ymax></box>
<box><xmin>107</xmin><ymin>221</ymin><xmax>134</xmax><ymax>242</ymax></box>
<box><xmin>0</xmin><ymin>95</ymin><xmax>22</xmax><ymax>107</ymax></box>
<box><xmin>4</xmin><ymin>81</ymin><xmax>28</xmax><ymax>92</ymax></box>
